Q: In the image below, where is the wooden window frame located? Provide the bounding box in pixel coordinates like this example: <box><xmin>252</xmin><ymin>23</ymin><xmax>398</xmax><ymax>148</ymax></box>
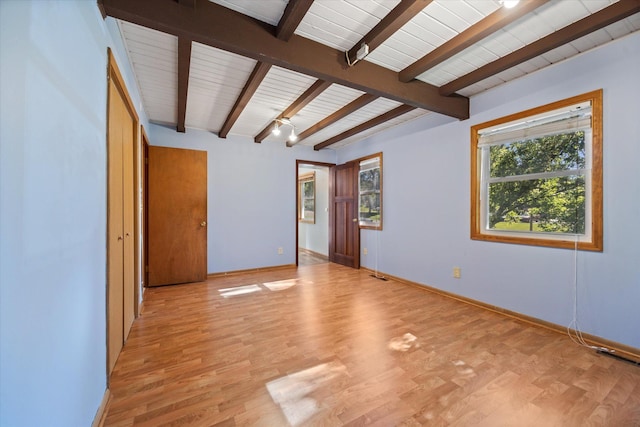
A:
<box><xmin>358</xmin><ymin>152</ymin><xmax>383</xmax><ymax>230</ymax></box>
<box><xmin>470</xmin><ymin>90</ymin><xmax>603</xmax><ymax>251</ymax></box>
<box><xmin>298</xmin><ymin>171</ymin><xmax>315</xmax><ymax>224</ymax></box>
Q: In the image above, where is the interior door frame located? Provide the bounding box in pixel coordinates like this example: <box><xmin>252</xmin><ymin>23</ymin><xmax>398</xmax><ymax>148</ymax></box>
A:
<box><xmin>143</xmin><ymin>137</ymin><xmax>149</xmax><ymax>294</ymax></box>
<box><xmin>295</xmin><ymin>160</ymin><xmax>335</xmax><ymax>266</ymax></box>
<box><xmin>137</xmin><ymin>126</ymin><xmax>149</xmax><ymax>315</ymax></box>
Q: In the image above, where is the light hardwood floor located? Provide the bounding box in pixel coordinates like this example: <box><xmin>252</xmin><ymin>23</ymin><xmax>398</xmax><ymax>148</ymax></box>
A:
<box><xmin>104</xmin><ymin>263</ymin><xmax>640</xmax><ymax>426</ymax></box>
<box><xmin>298</xmin><ymin>249</ymin><xmax>329</xmax><ymax>266</ymax></box>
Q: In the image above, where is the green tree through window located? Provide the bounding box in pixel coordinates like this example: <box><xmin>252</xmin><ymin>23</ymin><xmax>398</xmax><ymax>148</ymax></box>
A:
<box><xmin>471</xmin><ymin>90</ymin><xmax>603</xmax><ymax>251</ymax></box>
<box><xmin>359</xmin><ymin>154</ymin><xmax>382</xmax><ymax>229</ymax></box>
<box><xmin>488</xmin><ymin>131</ymin><xmax>586</xmax><ymax>234</ymax></box>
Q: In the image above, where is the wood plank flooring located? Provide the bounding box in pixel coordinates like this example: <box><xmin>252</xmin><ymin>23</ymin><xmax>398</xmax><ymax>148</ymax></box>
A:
<box><xmin>104</xmin><ymin>263</ymin><xmax>640</xmax><ymax>426</ymax></box>
<box><xmin>298</xmin><ymin>249</ymin><xmax>329</xmax><ymax>266</ymax></box>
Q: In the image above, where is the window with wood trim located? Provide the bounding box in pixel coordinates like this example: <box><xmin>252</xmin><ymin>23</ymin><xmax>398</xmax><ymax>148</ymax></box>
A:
<box><xmin>471</xmin><ymin>90</ymin><xmax>602</xmax><ymax>251</ymax></box>
<box><xmin>359</xmin><ymin>153</ymin><xmax>382</xmax><ymax>230</ymax></box>
<box><xmin>298</xmin><ymin>171</ymin><xmax>315</xmax><ymax>223</ymax></box>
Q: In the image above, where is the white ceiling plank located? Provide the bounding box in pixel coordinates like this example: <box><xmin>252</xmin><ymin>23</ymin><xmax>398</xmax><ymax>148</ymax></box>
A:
<box><xmin>209</xmin><ymin>0</ymin><xmax>286</xmax><ymax>25</ymax></box>
<box><xmin>541</xmin><ymin>43</ymin><xmax>581</xmax><ymax>64</ymax></box>
<box><xmin>231</xmin><ymin>67</ymin><xmax>317</xmax><ymax>137</ymax></box>
<box><xmin>534</xmin><ymin>0</ymin><xmax>591</xmax><ymax>31</ymax></box>
<box><xmin>464</xmin><ymin>0</ymin><xmax>503</xmax><ymax>16</ymax></box>
<box><xmin>327</xmin><ymin>109</ymin><xmax>429</xmax><ymax>149</ymax></box>
<box><xmin>117</xmin><ymin>0</ymin><xmax>639</xmax><ymax>146</ymax></box>
<box><xmin>604</xmin><ymin>16</ymin><xmax>639</xmax><ymax>38</ymax></box>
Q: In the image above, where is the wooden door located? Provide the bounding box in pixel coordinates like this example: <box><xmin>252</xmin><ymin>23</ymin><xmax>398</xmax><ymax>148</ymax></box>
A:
<box><xmin>329</xmin><ymin>161</ymin><xmax>360</xmax><ymax>268</ymax></box>
<box><xmin>147</xmin><ymin>146</ymin><xmax>207</xmax><ymax>286</ymax></box>
<box><xmin>107</xmin><ymin>65</ymin><xmax>136</xmax><ymax>375</ymax></box>
<box><xmin>121</xmin><ymin>103</ymin><xmax>135</xmax><ymax>340</ymax></box>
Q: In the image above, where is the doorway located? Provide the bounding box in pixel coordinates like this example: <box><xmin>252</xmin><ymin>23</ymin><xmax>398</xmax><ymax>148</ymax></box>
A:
<box><xmin>296</xmin><ymin>161</ymin><xmax>332</xmax><ymax>266</ymax></box>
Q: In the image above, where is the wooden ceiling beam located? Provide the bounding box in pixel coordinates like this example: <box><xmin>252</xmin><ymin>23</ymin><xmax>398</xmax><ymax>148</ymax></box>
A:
<box><xmin>314</xmin><ymin>105</ymin><xmax>416</xmax><ymax>150</ymax></box>
<box><xmin>100</xmin><ymin>0</ymin><xmax>469</xmax><ymax>120</ymax></box>
<box><xmin>176</xmin><ymin>36</ymin><xmax>192</xmax><ymax>133</ymax></box>
<box><xmin>440</xmin><ymin>0</ymin><xmax>640</xmax><ymax>96</ymax></box>
<box><xmin>175</xmin><ymin>0</ymin><xmax>195</xmax><ymax>132</ymax></box>
<box><xmin>292</xmin><ymin>93</ymin><xmax>378</xmax><ymax>146</ymax></box>
<box><xmin>219</xmin><ymin>0</ymin><xmax>309</xmax><ymax>138</ymax></box>
<box><xmin>346</xmin><ymin>0</ymin><xmax>432</xmax><ymax>66</ymax></box>
<box><xmin>254</xmin><ymin>79</ymin><xmax>332</xmax><ymax>143</ymax></box>
<box><xmin>277</xmin><ymin>0</ymin><xmax>314</xmax><ymax>41</ymax></box>
<box><xmin>399</xmin><ymin>0</ymin><xmax>550</xmax><ymax>82</ymax></box>
<box><xmin>218</xmin><ymin>62</ymin><xmax>272</xmax><ymax>138</ymax></box>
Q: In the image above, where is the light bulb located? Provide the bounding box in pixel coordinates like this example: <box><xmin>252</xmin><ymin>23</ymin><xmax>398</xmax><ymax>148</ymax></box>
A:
<box><xmin>288</xmin><ymin>128</ymin><xmax>298</xmax><ymax>142</ymax></box>
<box><xmin>272</xmin><ymin>122</ymin><xmax>280</xmax><ymax>136</ymax></box>
<box><xmin>502</xmin><ymin>0</ymin><xmax>519</xmax><ymax>8</ymax></box>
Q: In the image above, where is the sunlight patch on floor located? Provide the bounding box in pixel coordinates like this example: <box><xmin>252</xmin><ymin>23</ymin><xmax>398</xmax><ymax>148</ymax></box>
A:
<box><xmin>263</xmin><ymin>278</ymin><xmax>312</xmax><ymax>291</ymax></box>
<box><xmin>218</xmin><ymin>284</ymin><xmax>262</xmax><ymax>298</ymax></box>
<box><xmin>388</xmin><ymin>333</ymin><xmax>419</xmax><ymax>352</ymax></box>
<box><xmin>266</xmin><ymin>361</ymin><xmax>347</xmax><ymax>426</ymax></box>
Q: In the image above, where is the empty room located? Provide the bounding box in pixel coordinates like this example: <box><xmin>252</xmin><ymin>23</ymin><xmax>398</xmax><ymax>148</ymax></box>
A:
<box><xmin>1</xmin><ymin>0</ymin><xmax>639</xmax><ymax>426</ymax></box>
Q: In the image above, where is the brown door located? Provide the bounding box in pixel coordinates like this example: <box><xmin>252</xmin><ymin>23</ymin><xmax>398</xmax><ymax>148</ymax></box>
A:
<box><xmin>107</xmin><ymin>64</ymin><xmax>136</xmax><ymax>375</ymax></box>
<box><xmin>147</xmin><ymin>146</ymin><xmax>207</xmax><ymax>286</ymax></box>
<box><xmin>329</xmin><ymin>161</ymin><xmax>360</xmax><ymax>268</ymax></box>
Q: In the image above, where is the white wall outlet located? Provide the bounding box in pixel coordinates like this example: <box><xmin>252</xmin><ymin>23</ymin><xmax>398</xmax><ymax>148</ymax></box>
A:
<box><xmin>453</xmin><ymin>267</ymin><xmax>461</xmax><ymax>279</ymax></box>
<box><xmin>363</xmin><ymin>248</ymin><xmax>368</xmax><ymax>255</ymax></box>
<box><xmin>278</xmin><ymin>247</ymin><xmax>283</xmax><ymax>255</ymax></box>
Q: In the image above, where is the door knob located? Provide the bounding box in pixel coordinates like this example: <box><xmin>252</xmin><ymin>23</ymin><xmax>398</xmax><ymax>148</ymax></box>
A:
<box><xmin>117</xmin><ymin>235</ymin><xmax>123</xmax><ymax>241</ymax></box>
<box><xmin>352</xmin><ymin>218</ymin><xmax>358</xmax><ymax>222</ymax></box>
<box><xmin>200</xmin><ymin>221</ymin><xmax>207</xmax><ymax>227</ymax></box>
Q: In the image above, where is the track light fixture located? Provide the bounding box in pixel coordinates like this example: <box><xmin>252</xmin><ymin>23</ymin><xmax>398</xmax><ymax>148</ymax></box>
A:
<box><xmin>271</xmin><ymin>117</ymin><xmax>297</xmax><ymax>142</ymax></box>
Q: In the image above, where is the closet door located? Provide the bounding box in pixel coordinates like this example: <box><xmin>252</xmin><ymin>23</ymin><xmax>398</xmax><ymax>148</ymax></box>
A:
<box><xmin>107</xmin><ymin>51</ymin><xmax>136</xmax><ymax>376</ymax></box>
<box><xmin>107</xmin><ymin>78</ymin><xmax>125</xmax><ymax>375</ymax></box>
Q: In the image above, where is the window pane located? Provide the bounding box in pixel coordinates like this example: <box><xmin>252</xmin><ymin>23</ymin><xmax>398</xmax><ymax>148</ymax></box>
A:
<box><xmin>302</xmin><ymin>181</ymin><xmax>314</xmax><ymax>197</ymax></box>
<box><xmin>358</xmin><ymin>154</ymin><xmax>382</xmax><ymax>229</ymax></box>
<box><xmin>302</xmin><ymin>199</ymin><xmax>314</xmax><ymax>221</ymax></box>
<box><xmin>488</xmin><ymin>175</ymin><xmax>585</xmax><ymax>234</ymax></box>
<box><xmin>359</xmin><ymin>167</ymin><xmax>380</xmax><ymax>226</ymax></box>
<box><xmin>472</xmin><ymin>90</ymin><xmax>601</xmax><ymax>250</ymax></box>
<box><xmin>359</xmin><ymin>193</ymin><xmax>380</xmax><ymax>224</ymax></box>
<box><xmin>359</xmin><ymin>168</ymin><xmax>380</xmax><ymax>191</ymax></box>
<box><xmin>298</xmin><ymin>171</ymin><xmax>315</xmax><ymax>223</ymax></box>
<box><xmin>489</xmin><ymin>131</ymin><xmax>586</xmax><ymax>178</ymax></box>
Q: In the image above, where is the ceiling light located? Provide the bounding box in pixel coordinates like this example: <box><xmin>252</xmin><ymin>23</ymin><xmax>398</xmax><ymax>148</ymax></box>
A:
<box><xmin>501</xmin><ymin>0</ymin><xmax>519</xmax><ymax>8</ymax></box>
<box><xmin>272</xmin><ymin>117</ymin><xmax>297</xmax><ymax>143</ymax></box>
<box><xmin>288</xmin><ymin>128</ymin><xmax>298</xmax><ymax>142</ymax></box>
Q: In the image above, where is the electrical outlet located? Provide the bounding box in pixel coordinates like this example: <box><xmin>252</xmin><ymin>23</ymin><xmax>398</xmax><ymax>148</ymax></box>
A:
<box><xmin>453</xmin><ymin>267</ymin><xmax>461</xmax><ymax>279</ymax></box>
<box><xmin>363</xmin><ymin>248</ymin><xmax>368</xmax><ymax>255</ymax></box>
<box><xmin>277</xmin><ymin>247</ymin><xmax>283</xmax><ymax>255</ymax></box>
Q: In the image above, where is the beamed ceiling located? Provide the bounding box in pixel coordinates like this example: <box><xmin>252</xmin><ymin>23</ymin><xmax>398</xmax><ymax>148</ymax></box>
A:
<box><xmin>99</xmin><ymin>0</ymin><xmax>640</xmax><ymax>150</ymax></box>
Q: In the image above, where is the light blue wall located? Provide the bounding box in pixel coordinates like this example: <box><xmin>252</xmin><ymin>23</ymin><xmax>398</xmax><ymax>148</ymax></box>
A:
<box><xmin>1</xmin><ymin>3</ymin><xmax>637</xmax><ymax>426</ymax></box>
<box><xmin>298</xmin><ymin>166</ymin><xmax>330</xmax><ymax>256</ymax></box>
<box><xmin>147</xmin><ymin>125</ymin><xmax>335</xmax><ymax>273</ymax></box>
<box><xmin>0</xmin><ymin>2</ymin><xmax>147</xmax><ymax>426</ymax></box>
<box><xmin>337</xmin><ymin>33</ymin><xmax>640</xmax><ymax>350</ymax></box>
